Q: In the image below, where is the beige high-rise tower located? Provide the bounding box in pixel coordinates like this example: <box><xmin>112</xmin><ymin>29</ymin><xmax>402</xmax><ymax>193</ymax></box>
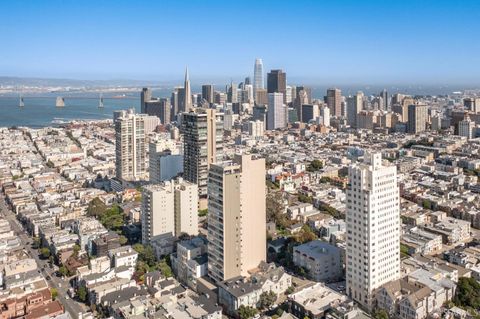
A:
<box><xmin>207</xmin><ymin>154</ymin><xmax>266</xmax><ymax>282</ymax></box>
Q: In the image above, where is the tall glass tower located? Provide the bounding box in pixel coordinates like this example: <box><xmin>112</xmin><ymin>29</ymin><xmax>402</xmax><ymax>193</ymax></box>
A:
<box><xmin>253</xmin><ymin>58</ymin><xmax>264</xmax><ymax>93</ymax></box>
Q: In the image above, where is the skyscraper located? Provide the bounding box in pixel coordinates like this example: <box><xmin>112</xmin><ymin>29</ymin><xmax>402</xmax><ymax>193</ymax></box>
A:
<box><xmin>407</xmin><ymin>104</ymin><xmax>427</xmax><ymax>134</ymax></box>
<box><xmin>458</xmin><ymin>115</ymin><xmax>475</xmax><ymax>139</ymax></box>
<box><xmin>255</xmin><ymin>88</ymin><xmax>268</xmax><ymax>106</ymax></box>
<box><xmin>295</xmin><ymin>88</ymin><xmax>310</xmax><ymax>122</ymax></box>
<box><xmin>267</xmin><ymin>69</ymin><xmax>287</xmax><ymax>100</ymax></box>
<box><xmin>207</xmin><ymin>154</ymin><xmax>266</xmax><ymax>282</ymax></box>
<box><xmin>327</xmin><ymin>88</ymin><xmax>342</xmax><ymax>117</ymax></box>
<box><xmin>300</xmin><ymin>104</ymin><xmax>319</xmax><ymax>123</ymax></box>
<box><xmin>380</xmin><ymin>89</ymin><xmax>389</xmax><ymax>111</ymax></box>
<box><xmin>115</xmin><ymin>109</ymin><xmax>150</xmax><ymax>181</ymax></box>
<box><xmin>248</xmin><ymin>120</ymin><xmax>264</xmax><ymax>139</ymax></box>
<box><xmin>141</xmin><ymin>179</ymin><xmax>198</xmax><ymax>244</ymax></box>
<box><xmin>227</xmin><ymin>82</ymin><xmax>238</xmax><ymax>103</ymax></box>
<box><xmin>140</xmin><ymin>88</ymin><xmax>152</xmax><ymax>113</ymax></box>
<box><xmin>144</xmin><ymin>98</ymin><xmax>171</xmax><ymax>125</ymax></box>
<box><xmin>243</xmin><ymin>84</ymin><xmax>254</xmax><ymax>103</ymax></box>
<box><xmin>202</xmin><ymin>84</ymin><xmax>215</xmax><ymax>104</ymax></box>
<box><xmin>267</xmin><ymin>92</ymin><xmax>287</xmax><ymax>130</ymax></box>
<box><xmin>347</xmin><ymin>91</ymin><xmax>364</xmax><ymax>128</ymax></box>
<box><xmin>184</xmin><ymin>67</ymin><xmax>192</xmax><ymax>112</ymax></box>
<box><xmin>253</xmin><ymin>58</ymin><xmax>264</xmax><ymax>93</ymax></box>
<box><xmin>140</xmin><ymin>88</ymin><xmax>152</xmax><ymax>114</ymax></box>
<box><xmin>171</xmin><ymin>88</ymin><xmax>180</xmax><ymax>121</ymax></box>
<box><xmin>182</xmin><ymin>108</ymin><xmax>223</xmax><ymax>198</ymax></box>
<box><xmin>346</xmin><ymin>152</ymin><xmax>400</xmax><ymax>309</ymax></box>
<box><xmin>319</xmin><ymin>105</ymin><xmax>330</xmax><ymax>127</ymax></box>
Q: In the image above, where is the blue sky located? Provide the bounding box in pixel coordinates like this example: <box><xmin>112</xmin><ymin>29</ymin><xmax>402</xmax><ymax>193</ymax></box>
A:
<box><xmin>1</xmin><ymin>0</ymin><xmax>480</xmax><ymax>85</ymax></box>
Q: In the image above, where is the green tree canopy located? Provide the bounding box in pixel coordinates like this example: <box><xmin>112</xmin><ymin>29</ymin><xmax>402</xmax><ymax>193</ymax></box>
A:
<box><xmin>266</xmin><ymin>191</ymin><xmax>288</xmax><ymax>229</ymax></box>
<box><xmin>373</xmin><ymin>309</ymin><xmax>389</xmax><ymax>319</ymax></box>
<box><xmin>258</xmin><ymin>291</ymin><xmax>277</xmax><ymax>309</ymax></box>
<box><xmin>307</xmin><ymin>159</ymin><xmax>323</xmax><ymax>172</ymax></box>
<box><xmin>50</xmin><ymin>288</ymin><xmax>58</xmax><ymax>300</ymax></box>
<box><xmin>58</xmin><ymin>265</ymin><xmax>69</xmax><ymax>277</ymax></box>
<box><xmin>99</xmin><ymin>205</ymin><xmax>125</xmax><ymax>231</ymax></box>
<box><xmin>40</xmin><ymin>247</ymin><xmax>51</xmax><ymax>259</ymax></box>
<box><xmin>77</xmin><ymin>286</ymin><xmax>87</xmax><ymax>303</ymax></box>
<box><xmin>87</xmin><ymin>197</ymin><xmax>107</xmax><ymax>217</ymax></box>
<box><xmin>453</xmin><ymin>277</ymin><xmax>480</xmax><ymax>311</ymax></box>
<box><xmin>237</xmin><ymin>305</ymin><xmax>258</xmax><ymax>319</ymax></box>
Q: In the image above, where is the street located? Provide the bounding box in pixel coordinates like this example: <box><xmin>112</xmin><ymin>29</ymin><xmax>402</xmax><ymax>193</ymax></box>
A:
<box><xmin>0</xmin><ymin>196</ymin><xmax>87</xmax><ymax>319</ymax></box>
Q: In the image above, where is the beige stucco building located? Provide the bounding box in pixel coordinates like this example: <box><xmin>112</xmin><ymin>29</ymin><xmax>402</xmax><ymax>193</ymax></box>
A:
<box><xmin>207</xmin><ymin>154</ymin><xmax>266</xmax><ymax>282</ymax></box>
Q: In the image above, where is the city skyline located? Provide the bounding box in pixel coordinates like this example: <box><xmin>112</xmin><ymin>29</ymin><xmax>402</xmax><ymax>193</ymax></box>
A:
<box><xmin>1</xmin><ymin>1</ymin><xmax>480</xmax><ymax>84</ymax></box>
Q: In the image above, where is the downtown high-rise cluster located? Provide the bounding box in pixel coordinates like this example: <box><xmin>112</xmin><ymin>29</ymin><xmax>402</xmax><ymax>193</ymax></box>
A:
<box><xmin>109</xmin><ymin>57</ymin><xmax>480</xmax><ymax>318</ymax></box>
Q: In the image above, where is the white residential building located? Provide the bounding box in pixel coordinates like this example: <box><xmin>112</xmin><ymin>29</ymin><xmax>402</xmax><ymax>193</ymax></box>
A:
<box><xmin>115</xmin><ymin>109</ymin><xmax>159</xmax><ymax>181</ymax></box>
<box><xmin>346</xmin><ymin>152</ymin><xmax>400</xmax><ymax>309</ymax></box>
<box><xmin>149</xmin><ymin>135</ymin><xmax>183</xmax><ymax>183</ymax></box>
<box><xmin>458</xmin><ymin>115</ymin><xmax>475</xmax><ymax>139</ymax></box>
<box><xmin>142</xmin><ymin>178</ymin><xmax>198</xmax><ymax>244</ymax></box>
<box><xmin>293</xmin><ymin>240</ymin><xmax>343</xmax><ymax>282</ymax></box>
<box><xmin>319</xmin><ymin>105</ymin><xmax>331</xmax><ymax>127</ymax></box>
<box><xmin>248</xmin><ymin>120</ymin><xmax>264</xmax><ymax>139</ymax></box>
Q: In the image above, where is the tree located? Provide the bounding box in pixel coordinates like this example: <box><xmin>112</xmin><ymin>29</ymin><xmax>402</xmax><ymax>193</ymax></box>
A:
<box><xmin>372</xmin><ymin>309</ymin><xmax>389</xmax><ymax>319</ymax></box>
<box><xmin>266</xmin><ymin>191</ymin><xmax>288</xmax><ymax>229</ymax></box>
<box><xmin>422</xmin><ymin>199</ymin><xmax>432</xmax><ymax>210</ymax></box>
<box><xmin>198</xmin><ymin>209</ymin><xmax>208</xmax><ymax>217</ymax></box>
<box><xmin>77</xmin><ymin>286</ymin><xmax>87</xmax><ymax>303</ymax></box>
<box><xmin>73</xmin><ymin>244</ymin><xmax>81</xmax><ymax>256</ymax></box>
<box><xmin>51</xmin><ymin>288</ymin><xmax>58</xmax><ymax>300</ymax></box>
<box><xmin>258</xmin><ymin>291</ymin><xmax>277</xmax><ymax>309</ymax></box>
<box><xmin>40</xmin><ymin>247</ymin><xmax>51</xmax><ymax>259</ymax></box>
<box><xmin>307</xmin><ymin>159</ymin><xmax>323</xmax><ymax>172</ymax></box>
<box><xmin>157</xmin><ymin>259</ymin><xmax>173</xmax><ymax>278</ymax></box>
<box><xmin>453</xmin><ymin>277</ymin><xmax>480</xmax><ymax>311</ymax></box>
<box><xmin>32</xmin><ymin>237</ymin><xmax>41</xmax><ymax>249</ymax></box>
<box><xmin>58</xmin><ymin>265</ymin><xmax>68</xmax><ymax>277</ymax></box>
<box><xmin>133</xmin><ymin>243</ymin><xmax>145</xmax><ymax>255</ymax></box>
<box><xmin>400</xmin><ymin>244</ymin><xmax>410</xmax><ymax>258</ymax></box>
<box><xmin>119</xmin><ymin>235</ymin><xmax>128</xmax><ymax>245</ymax></box>
<box><xmin>293</xmin><ymin>225</ymin><xmax>317</xmax><ymax>244</ymax></box>
<box><xmin>237</xmin><ymin>305</ymin><xmax>258</xmax><ymax>319</ymax></box>
<box><xmin>297</xmin><ymin>194</ymin><xmax>313</xmax><ymax>204</ymax></box>
<box><xmin>318</xmin><ymin>203</ymin><xmax>344</xmax><ymax>219</ymax></box>
<box><xmin>87</xmin><ymin>197</ymin><xmax>107</xmax><ymax>217</ymax></box>
<box><xmin>99</xmin><ymin>205</ymin><xmax>125</xmax><ymax>231</ymax></box>
<box><xmin>133</xmin><ymin>243</ymin><xmax>156</xmax><ymax>267</ymax></box>
<box><xmin>134</xmin><ymin>261</ymin><xmax>149</xmax><ymax>283</ymax></box>
<box><xmin>285</xmin><ymin>286</ymin><xmax>295</xmax><ymax>295</ymax></box>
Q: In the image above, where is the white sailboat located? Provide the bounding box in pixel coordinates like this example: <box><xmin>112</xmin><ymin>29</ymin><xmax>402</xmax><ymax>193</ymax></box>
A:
<box><xmin>19</xmin><ymin>95</ymin><xmax>24</xmax><ymax>107</ymax></box>
<box><xmin>99</xmin><ymin>93</ymin><xmax>104</xmax><ymax>108</ymax></box>
<box><xmin>56</xmin><ymin>97</ymin><xmax>65</xmax><ymax>108</ymax></box>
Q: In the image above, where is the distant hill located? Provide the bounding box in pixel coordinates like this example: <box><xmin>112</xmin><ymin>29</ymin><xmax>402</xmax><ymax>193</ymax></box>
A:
<box><xmin>0</xmin><ymin>76</ymin><xmax>174</xmax><ymax>88</ymax></box>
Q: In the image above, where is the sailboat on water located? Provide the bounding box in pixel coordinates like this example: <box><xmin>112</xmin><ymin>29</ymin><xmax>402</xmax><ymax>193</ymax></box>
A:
<box><xmin>56</xmin><ymin>97</ymin><xmax>65</xmax><ymax>108</ymax></box>
<box><xmin>98</xmin><ymin>93</ymin><xmax>104</xmax><ymax>108</ymax></box>
<box><xmin>19</xmin><ymin>95</ymin><xmax>24</xmax><ymax>107</ymax></box>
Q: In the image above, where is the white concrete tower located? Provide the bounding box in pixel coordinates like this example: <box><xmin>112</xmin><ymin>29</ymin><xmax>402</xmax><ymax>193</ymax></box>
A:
<box><xmin>346</xmin><ymin>152</ymin><xmax>400</xmax><ymax>309</ymax></box>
